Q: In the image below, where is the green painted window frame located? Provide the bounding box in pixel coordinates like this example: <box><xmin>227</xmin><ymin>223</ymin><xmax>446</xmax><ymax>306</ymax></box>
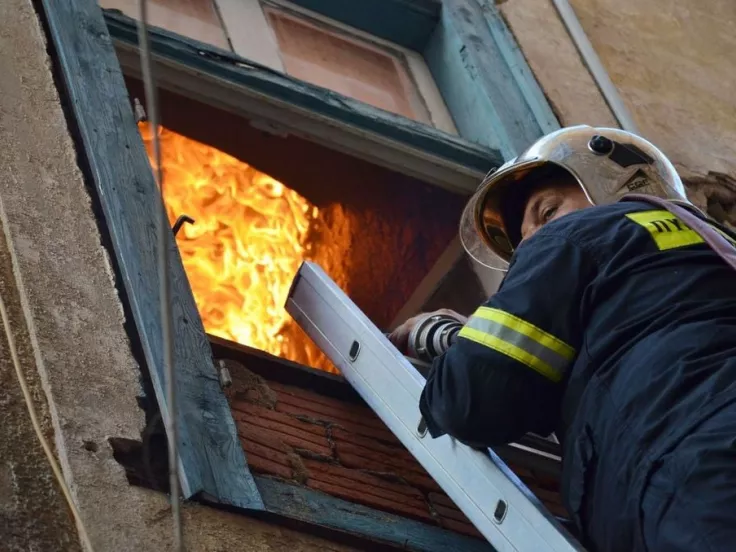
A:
<box><xmin>283</xmin><ymin>0</ymin><xmax>560</xmax><ymax>157</ymax></box>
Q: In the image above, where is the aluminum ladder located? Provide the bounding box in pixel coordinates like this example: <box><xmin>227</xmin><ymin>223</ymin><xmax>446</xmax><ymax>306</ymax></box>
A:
<box><xmin>286</xmin><ymin>261</ymin><xmax>585</xmax><ymax>552</ymax></box>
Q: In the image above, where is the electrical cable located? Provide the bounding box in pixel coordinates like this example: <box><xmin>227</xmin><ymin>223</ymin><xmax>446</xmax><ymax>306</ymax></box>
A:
<box><xmin>0</xmin><ymin>289</ymin><xmax>95</xmax><ymax>551</ymax></box>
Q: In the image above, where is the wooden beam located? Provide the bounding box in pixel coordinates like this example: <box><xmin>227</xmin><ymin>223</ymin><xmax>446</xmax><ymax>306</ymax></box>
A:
<box><xmin>38</xmin><ymin>0</ymin><xmax>262</xmax><ymax>509</ymax></box>
<box><xmin>255</xmin><ymin>476</ymin><xmax>494</xmax><ymax>552</ymax></box>
<box><xmin>480</xmin><ymin>1</ymin><xmax>560</xmax><ymax>138</ymax></box>
<box><xmin>424</xmin><ymin>0</ymin><xmax>559</xmax><ymax>159</ymax></box>
<box><xmin>103</xmin><ymin>10</ymin><xmax>502</xmax><ymax>195</ymax></box>
<box><xmin>208</xmin><ymin>335</ymin><xmax>364</xmax><ymax>404</ymax></box>
<box><xmin>389</xmin><ymin>237</ymin><xmax>466</xmax><ymax>329</ymax></box>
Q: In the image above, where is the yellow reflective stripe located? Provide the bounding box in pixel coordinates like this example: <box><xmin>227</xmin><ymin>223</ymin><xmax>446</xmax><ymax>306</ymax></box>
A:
<box><xmin>458</xmin><ymin>326</ymin><xmax>564</xmax><ymax>382</ymax></box>
<box><xmin>626</xmin><ymin>210</ymin><xmax>704</xmax><ymax>250</ymax></box>
<box><xmin>458</xmin><ymin>306</ymin><xmax>576</xmax><ymax>383</ymax></box>
<box><xmin>474</xmin><ymin>307</ymin><xmax>576</xmax><ymax>361</ymax></box>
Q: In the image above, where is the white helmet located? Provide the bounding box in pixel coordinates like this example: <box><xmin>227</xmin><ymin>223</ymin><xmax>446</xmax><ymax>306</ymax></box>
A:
<box><xmin>460</xmin><ymin>125</ymin><xmax>689</xmax><ymax>270</ymax></box>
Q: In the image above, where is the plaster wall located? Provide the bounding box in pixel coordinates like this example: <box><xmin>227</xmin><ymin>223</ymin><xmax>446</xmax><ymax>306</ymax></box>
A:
<box><xmin>499</xmin><ymin>0</ymin><xmax>736</xmax><ymax>221</ymax></box>
<box><xmin>0</xmin><ymin>1</ymin><xmax>358</xmax><ymax>550</ymax></box>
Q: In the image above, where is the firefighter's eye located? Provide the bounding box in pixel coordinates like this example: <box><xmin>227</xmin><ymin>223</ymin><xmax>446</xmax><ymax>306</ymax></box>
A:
<box><xmin>541</xmin><ymin>205</ymin><xmax>558</xmax><ymax>222</ymax></box>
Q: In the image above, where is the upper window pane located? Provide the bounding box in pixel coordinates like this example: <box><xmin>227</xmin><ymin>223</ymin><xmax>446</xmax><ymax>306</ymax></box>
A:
<box><xmin>99</xmin><ymin>0</ymin><xmax>230</xmax><ymax>50</ymax></box>
<box><xmin>265</xmin><ymin>8</ymin><xmax>431</xmax><ymax>124</ymax></box>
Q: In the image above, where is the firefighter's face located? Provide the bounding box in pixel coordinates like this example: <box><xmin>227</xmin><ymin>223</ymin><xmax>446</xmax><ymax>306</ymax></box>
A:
<box><xmin>520</xmin><ymin>180</ymin><xmax>591</xmax><ymax>241</ymax></box>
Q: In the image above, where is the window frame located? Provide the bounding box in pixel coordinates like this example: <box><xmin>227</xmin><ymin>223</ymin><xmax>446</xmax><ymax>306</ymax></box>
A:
<box><xmin>221</xmin><ymin>0</ymin><xmax>459</xmax><ymax>134</ymax></box>
<box><xmin>42</xmin><ymin>0</ymin><xmax>560</xmax><ymax>548</ymax></box>
<box><xmin>105</xmin><ymin>9</ymin><xmax>495</xmax><ymax>194</ymax></box>
<box><xmin>216</xmin><ymin>0</ymin><xmax>560</xmax><ymax>157</ymax></box>
<box><xmin>39</xmin><ymin>0</ymin><xmax>263</xmax><ymax>510</ymax></box>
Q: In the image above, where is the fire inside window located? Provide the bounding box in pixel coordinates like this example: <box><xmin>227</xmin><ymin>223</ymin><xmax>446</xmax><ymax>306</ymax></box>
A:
<box><xmin>140</xmin><ymin>123</ymin><xmax>340</xmax><ymax>371</ymax></box>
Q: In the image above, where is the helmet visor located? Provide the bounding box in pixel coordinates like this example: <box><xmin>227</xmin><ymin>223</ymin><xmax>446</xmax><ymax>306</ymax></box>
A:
<box><xmin>459</xmin><ymin>186</ymin><xmax>511</xmax><ymax>271</ymax></box>
<box><xmin>459</xmin><ymin>161</ymin><xmax>547</xmax><ymax>271</ymax></box>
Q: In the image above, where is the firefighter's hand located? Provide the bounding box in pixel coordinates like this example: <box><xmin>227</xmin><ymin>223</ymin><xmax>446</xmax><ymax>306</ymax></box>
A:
<box><xmin>387</xmin><ymin>309</ymin><xmax>467</xmax><ymax>354</ymax></box>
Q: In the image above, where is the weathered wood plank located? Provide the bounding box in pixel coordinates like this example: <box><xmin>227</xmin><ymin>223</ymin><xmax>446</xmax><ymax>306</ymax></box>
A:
<box><xmin>282</xmin><ymin>0</ymin><xmax>442</xmax><ymax>51</ymax></box>
<box><xmin>425</xmin><ymin>0</ymin><xmax>559</xmax><ymax>158</ymax></box>
<box><xmin>103</xmin><ymin>10</ymin><xmax>503</xmax><ymax>177</ymax></box>
<box><xmin>480</xmin><ymin>2</ymin><xmax>560</xmax><ymax>138</ymax></box>
<box><xmin>38</xmin><ymin>0</ymin><xmax>262</xmax><ymax>509</ymax></box>
<box><xmin>255</xmin><ymin>476</ymin><xmax>495</xmax><ymax>552</ymax></box>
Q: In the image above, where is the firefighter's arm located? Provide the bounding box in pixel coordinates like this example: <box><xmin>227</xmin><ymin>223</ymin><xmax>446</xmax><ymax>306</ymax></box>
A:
<box><xmin>419</xmin><ymin>234</ymin><xmax>597</xmax><ymax>447</ymax></box>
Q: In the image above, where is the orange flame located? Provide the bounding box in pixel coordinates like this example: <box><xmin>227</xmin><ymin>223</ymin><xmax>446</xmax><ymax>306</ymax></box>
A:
<box><xmin>139</xmin><ymin>123</ymin><xmax>336</xmax><ymax>371</ymax></box>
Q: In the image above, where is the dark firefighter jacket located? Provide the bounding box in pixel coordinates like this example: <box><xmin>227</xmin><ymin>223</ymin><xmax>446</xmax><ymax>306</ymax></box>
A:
<box><xmin>419</xmin><ymin>200</ymin><xmax>736</xmax><ymax>550</ymax></box>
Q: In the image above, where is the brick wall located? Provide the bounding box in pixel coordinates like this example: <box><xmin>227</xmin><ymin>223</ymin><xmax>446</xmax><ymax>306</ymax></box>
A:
<box><xmin>222</xmin><ymin>358</ymin><xmax>567</xmax><ymax>541</ymax></box>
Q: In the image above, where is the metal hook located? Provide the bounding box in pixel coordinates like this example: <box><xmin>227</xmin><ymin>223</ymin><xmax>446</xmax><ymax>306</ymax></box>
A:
<box><xmin>172</xmin><ymin>214</ymin><xmax>195</xmax><ymax>236</ymax></box>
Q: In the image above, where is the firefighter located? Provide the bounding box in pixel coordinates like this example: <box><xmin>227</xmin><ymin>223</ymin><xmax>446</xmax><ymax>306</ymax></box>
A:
<box><xmin>388</xmin><ymin>126</ymin><xmax>736</xmax><ymax>552</ymax></box>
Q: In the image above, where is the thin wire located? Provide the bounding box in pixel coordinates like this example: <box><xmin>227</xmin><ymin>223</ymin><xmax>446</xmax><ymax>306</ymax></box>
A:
<box><xmin>0</xmin><ymin>289</ymin><xmax>95</xmax><ymax>551</ymax></box>
<box><xmin>135</xmin><ymin>2</ymin><xmax>183</xmax><ymax>549</ymax></box>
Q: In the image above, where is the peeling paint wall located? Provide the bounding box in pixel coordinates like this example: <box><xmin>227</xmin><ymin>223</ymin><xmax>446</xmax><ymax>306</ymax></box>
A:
<box><xmin>499</xmin><ymin>0</ymin><xmax>736</xmax><ymax>225</ymax></box>
<box><xmin>0</xmin><ymin>1</ymin><xmax>360</xmax><ymax>550</ymax></box>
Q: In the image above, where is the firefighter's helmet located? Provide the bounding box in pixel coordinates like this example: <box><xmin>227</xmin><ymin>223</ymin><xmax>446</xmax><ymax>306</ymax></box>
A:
<box><xmin>460</xmin><ymin>125</ymin><xmax>689</xmax><ymax>270</ymax></box>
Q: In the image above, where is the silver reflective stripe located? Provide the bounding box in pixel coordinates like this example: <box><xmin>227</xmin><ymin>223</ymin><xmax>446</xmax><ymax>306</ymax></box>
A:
<box><xmin>463</xmin><ymin>316</ymin><xmax>571</xmax><ymax>381</ymax></box>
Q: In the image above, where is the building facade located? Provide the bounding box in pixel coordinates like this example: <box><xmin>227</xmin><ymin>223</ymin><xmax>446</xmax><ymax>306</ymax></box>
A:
<box><xmin>1</xmin><ymin>0</ymin><xmax>733</xmax><ymax>550</ymax></box>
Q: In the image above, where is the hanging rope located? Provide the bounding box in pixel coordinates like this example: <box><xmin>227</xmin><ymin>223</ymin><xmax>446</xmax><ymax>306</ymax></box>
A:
<box><xmin>135</xmin><ymin>1</ymin><xmax>184</xmax><ymax>549</ymax></box>
<box><xmin>0</xmin><ymin>287</ymin><xmax>95</xmax><ymax>551</ymax></box>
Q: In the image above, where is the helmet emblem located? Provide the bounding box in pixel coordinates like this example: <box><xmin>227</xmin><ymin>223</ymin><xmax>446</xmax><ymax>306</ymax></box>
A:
<box><xmin>625</xmin><ymin>169</ymin><xmax>651</xmax><ymax>192</ymax></box>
